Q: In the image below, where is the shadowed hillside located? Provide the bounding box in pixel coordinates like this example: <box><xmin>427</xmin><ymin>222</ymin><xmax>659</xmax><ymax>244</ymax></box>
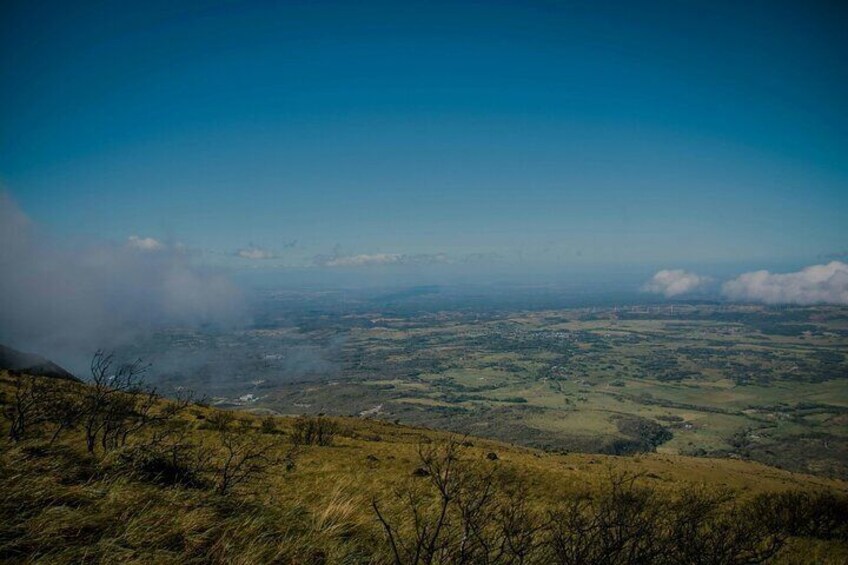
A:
<box><xmin>0</xmin><ymin>344</ymin><xmax>78</xmax><ymax>382</ymax></box>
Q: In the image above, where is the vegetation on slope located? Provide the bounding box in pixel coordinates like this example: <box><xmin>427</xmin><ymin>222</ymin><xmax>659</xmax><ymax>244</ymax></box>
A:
<box><xmin>1</xmin><ymin>362</ymin><xmax>847</xmax><ymax>564</ymax></box>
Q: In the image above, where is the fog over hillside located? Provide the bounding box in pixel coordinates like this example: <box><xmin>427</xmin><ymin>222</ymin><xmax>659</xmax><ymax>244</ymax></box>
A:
<box><xmin>0</xmin><ymin>193</ymin><xmax>246</xmax><ymax>371</ymax></box>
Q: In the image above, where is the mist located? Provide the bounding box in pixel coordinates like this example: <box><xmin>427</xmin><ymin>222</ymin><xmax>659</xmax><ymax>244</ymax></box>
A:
<box><xmin>0</xmin><ymin>193</ymin><xmax>247</xmax><ymax>372</ymax></box>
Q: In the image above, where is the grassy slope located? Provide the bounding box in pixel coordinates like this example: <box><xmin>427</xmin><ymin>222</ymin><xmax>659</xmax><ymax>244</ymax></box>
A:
<box><xmin>2</xmin><ymin>370</ymin><xmax>847</xmax><ymax>563</ymax></box>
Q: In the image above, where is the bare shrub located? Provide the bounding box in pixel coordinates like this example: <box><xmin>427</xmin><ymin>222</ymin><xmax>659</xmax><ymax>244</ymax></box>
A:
<box><xmin>43</xmin><ymin>386</ymin><xmax>84</xmax><ymax>444</ymax></box>
<box><xmin>372</xmin><ymin>442</ymin><xmax>789</xmax><ymax>564</ymax></box>
<box><xmin>119</xmin><ymin>424</ymin><xmax>298</xmax><ymax>495</ymax></box>
<box><xmin>120</xmin><ymin>429</ymin><xmax>212</xmax><ymax>488</ymax></box>
<box><xmin>292</xmin><ymin>415</ymin><xmax>338</xmax><ymax>446</ymax></box>
<box><xmin>746</xmin><ymin>489</ymin><xmax>848</xmax><ymax>541</ymax></box>
<box><xmin>205</xmin><ymin>410</ymin><xmax>235</xmax><ymax>432</ymax></box>
<box><xmin>260</xmin><ymin>416</ymin><xmax>280</xmax><ymax>435</ymax></box>
<box><xmin>545</xmin><ymin>472</ymin><xmax>785</xmax><ymax>564</ymax></box>
<box><xmin>372</xmin><ymin>437</ymin><xmax>540</xmax><ymax>564</ymax></box>
<box><xmin>546</xmin><ymin>471</ymin><xmax>665</xmax><ymax>564</ymax></box>
<box><xmin>212</xmin><ymin>430</ymin><xmax>294</xmax><ymax>495</ymax></box>
<box><xmin>2</xmin><ymin>374</ymin><xmax>84</xmax><ymax>444</ymax></box>
<box><xmin>3</xmin><ymin>375</ymin><xmax>51</xmax><ymax>442</ymax></box>
<box><xmin>80</xmin><ymin>351</ymin><xmax>192</xmax><ymax>454</ymax></box>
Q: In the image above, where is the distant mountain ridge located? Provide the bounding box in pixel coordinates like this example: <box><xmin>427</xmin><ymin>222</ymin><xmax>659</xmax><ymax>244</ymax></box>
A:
<box><xmin>0</xmin><ymin>344</ymin><xmax>79</xmax><ymax>381</ymax></box>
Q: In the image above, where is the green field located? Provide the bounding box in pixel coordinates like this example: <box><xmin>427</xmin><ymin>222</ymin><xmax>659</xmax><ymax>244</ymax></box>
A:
<box><xmin>255</xmin><ymin>304</ymin><xmax>848</xmax><ymax>478</ymax></box>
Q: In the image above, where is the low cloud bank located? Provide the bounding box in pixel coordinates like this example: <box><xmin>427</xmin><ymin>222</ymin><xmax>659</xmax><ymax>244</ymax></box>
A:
<box><xmin>0</xmin><ymin>193</ymin><xmax>245</xmax><ymax>366</ymax></box>
<box><xmin>642</xmin><ymin>269</ymin><xmax>709</xmax><ymax>297</ymax></box>
<box><xmin>722</xmin><ymin>261</ymin><xmax>848</xmax><ymax>305</ymax></box>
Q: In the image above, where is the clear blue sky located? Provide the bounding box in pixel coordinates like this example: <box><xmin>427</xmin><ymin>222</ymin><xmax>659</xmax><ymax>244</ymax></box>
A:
<box><xmin>2</xmin><ymin>0</ymin><xmax>846</xmax><ymax>273</ymax></box>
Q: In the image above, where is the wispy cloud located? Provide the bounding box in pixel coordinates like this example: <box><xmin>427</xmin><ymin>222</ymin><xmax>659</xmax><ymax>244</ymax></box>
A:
<box><xmin>315</xmin><ymin>252</ymin><xmax>448</xmax><ymax>268</ymax></box>
<box><xmin>722</xmin><ymin>261</ymin><xmax>848</xmax><ymax>305</ymax></box>
<box><xmin>235</xmin><ymin>244</ymin><xmax>277</xmax><ymax>260</ymax></box>
<box><xmin>321</xmin><ymin>253</ymin><xmax>402</xmax><ymax>267</ymax></box>
<box><xmin>461</xmin><ymin>252</ymin><xmax>502</xmax><ymax>264</ymax></box>
<box><xmin>642</xmin><ymin>269</ymin><xmax>709</xmax><ymax>297</ymax></box>
<box><xmin>127</xmin><ymin>235</ymin><xmax>164</xmax><ymax>251</ymax></box>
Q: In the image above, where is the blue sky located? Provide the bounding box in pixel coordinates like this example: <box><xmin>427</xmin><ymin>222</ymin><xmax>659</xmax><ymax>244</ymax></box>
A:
<box><xmin>2</xmin><ymin>0</ymin><xmax>846</xmax><ymax>275</ymax></box>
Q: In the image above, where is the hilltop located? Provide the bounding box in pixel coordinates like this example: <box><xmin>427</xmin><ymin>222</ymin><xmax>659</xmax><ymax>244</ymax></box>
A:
<box><xmin>2</xmin><ymin>368</ymin><xmax>847</xmax><ymax>563</ymax></box>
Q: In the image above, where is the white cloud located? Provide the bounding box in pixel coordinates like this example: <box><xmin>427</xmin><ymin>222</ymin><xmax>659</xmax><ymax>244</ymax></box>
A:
<box><xmin>127</xmin><ymin>235</ymin><xmax>164</xmax><ymax>251</ymax></box>
<box><xmin>236</xmin><ymin>245</ymin><xmax>277</xmax><ymax>260</ymax></box>
<box><xmin>722</xmin><ymin>261</ymin><xmax>848</xmax><ymax>305</ymax></box>
<box><xmin>643</xmin><ymin>269</ymin><xmax>709</xmax><ymax>297</ymax></box>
